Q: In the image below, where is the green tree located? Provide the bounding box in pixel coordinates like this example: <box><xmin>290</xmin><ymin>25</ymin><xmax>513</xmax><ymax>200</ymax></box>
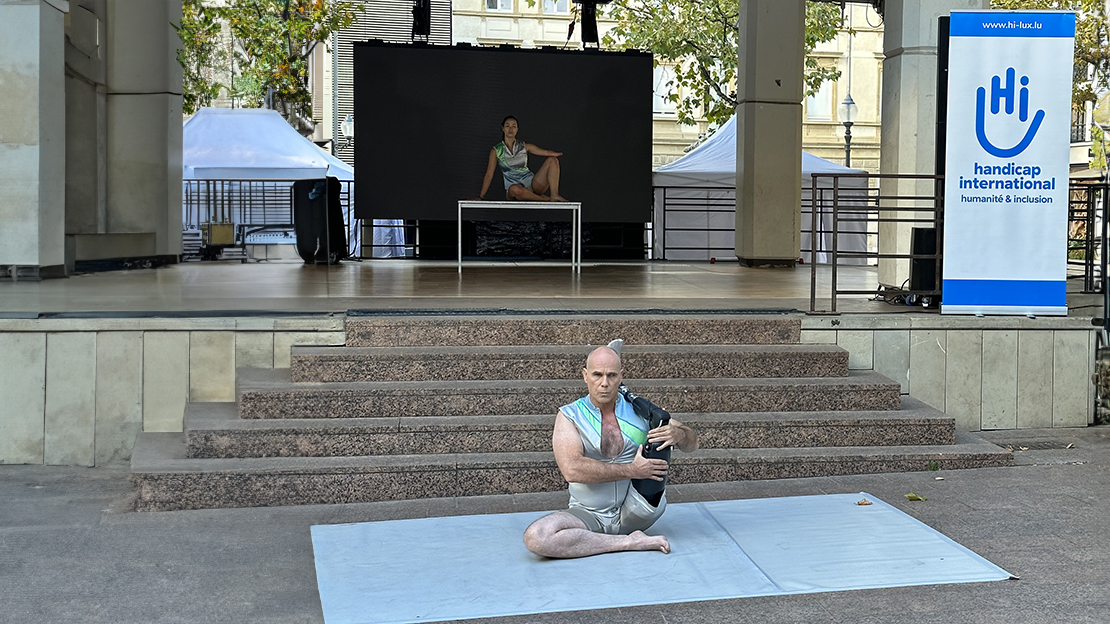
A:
<box><xmin>175</xmin><ymin>0</ymin><xmax>228</xmax><ymax>115</ymax></box>
<box><xmin>602</xmin><ymin>1</ymin><xmax>845</xmax><ymax>125</ymax></box>
<box><xmin>223</xmin><ymin>0</ymin><xmax>361</xmax><ymax>134</ymax></box>
<box><xmin>176</xmin><ymin>1</ymin><xmax>361</xmax><ymax>132</ymax></box>
<box><xmin>991</xmin><ymin>0</ymin><xmax>1110</xmax><ymax>107</ymax></box>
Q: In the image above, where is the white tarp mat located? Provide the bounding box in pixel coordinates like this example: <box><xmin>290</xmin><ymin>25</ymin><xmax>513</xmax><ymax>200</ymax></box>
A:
<box><xmin>311</xmin><ymin>493</ymin><xmax>1011</xmax><ymax>624</ymax></box>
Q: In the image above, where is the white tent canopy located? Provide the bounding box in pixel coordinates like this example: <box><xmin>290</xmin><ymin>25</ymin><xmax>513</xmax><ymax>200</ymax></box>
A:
<box><xmin>652</xmin><ymin>117</ymin><xmax>864</xmax><ymax>187</ymax></box>
<box><xmin>183</xmin><ymin>108</ymin><xmax>354</xmax><ymax>181</ymax></box>
<box><xmin>651</xmin><ymin>117</ymin><xmax>869</xmax><ymax>263</ymax></box>
<box><xmin>182</xmin><ymin>108</ymin><xmax>406</xmax><ymax>258</ymax></box>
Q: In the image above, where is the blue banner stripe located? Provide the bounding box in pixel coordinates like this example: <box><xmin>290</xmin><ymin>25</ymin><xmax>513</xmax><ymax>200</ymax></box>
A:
<box><xmin>942</xmin><ymin>279</ymin><xmax>1066</xmax><ymax>307</ymax></box>
<box><xmin>951</xmin><ymin>12</ymin><xmax>1075</xmax><ymax>38</ymax></box>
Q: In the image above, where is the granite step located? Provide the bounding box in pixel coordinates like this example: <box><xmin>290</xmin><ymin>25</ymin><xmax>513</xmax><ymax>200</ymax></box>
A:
<box><xmin>237</xmin><ymin>368</ymin><xmax>903</xmax><ymax>419</ymax></box>
<box><xmin>290</xmin><ymin>344</ymin><xmax>850</xmax><ymax>383</ymax></box>
<box><xmin>186</xmin><ymin>398</ymin><xmax>954</xmax><ymax>459</ymax></box>
<box><xmin>344</xmin><ymin>315</ymin><xmax>800</xmax><ymax>347</ymax></box>
<box><xmin>131</xmin><ymin>431</ymin><xmax>1013</xmax><ymax>511</ymax></box>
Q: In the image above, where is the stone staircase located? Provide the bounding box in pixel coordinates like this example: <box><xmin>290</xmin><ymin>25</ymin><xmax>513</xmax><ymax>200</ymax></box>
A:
<box><xmin>130</xmin><ymin>314</ymin><xmax>1013</xmax><ymax>511</ymax></box>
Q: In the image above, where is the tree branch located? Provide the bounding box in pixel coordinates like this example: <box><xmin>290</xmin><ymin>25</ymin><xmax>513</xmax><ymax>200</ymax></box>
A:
<box><xmin>698</xmin><ymin>61</ymin><xmax>735</xmax><ymax>107</ymax></box>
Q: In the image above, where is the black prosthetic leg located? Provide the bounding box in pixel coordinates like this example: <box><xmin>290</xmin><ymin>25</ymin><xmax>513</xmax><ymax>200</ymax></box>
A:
<box><xmin>619</xmin><ymin>384</ymin><xmax>671</xmax><ymax>507</ymax></box>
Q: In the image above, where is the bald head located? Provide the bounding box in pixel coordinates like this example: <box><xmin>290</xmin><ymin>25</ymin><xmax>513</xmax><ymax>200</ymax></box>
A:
<box><xmin>582</xmin><ymin>346</ymin><xmax>623</xmax><ymax>408</ymax></box>
<box><xmin>585</xmin><ymin>346</ymin><xmax>621</xmax><ymax>371</ymax></box>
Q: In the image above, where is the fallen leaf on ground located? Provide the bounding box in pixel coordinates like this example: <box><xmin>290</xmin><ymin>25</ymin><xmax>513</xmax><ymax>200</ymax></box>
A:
<box><xmin>857</xmin><ymin>498</ymin><xmax>872</xmax><ymax>506</ymax></box>
<box><xmin>905</xmin><ymin>492</ymin><xmax>926</xmax><ymax>501</ymax></box>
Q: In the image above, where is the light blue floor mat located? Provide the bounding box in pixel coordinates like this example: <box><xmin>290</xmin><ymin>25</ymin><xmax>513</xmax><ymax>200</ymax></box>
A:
<box><xmin>311</xmin><ymin>493</ymin><xmax>1012</xmax><ymax>624</ymax></box>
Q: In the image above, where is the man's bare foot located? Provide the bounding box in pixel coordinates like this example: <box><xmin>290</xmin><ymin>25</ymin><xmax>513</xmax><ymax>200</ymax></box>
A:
<box><xmin>625</xmin><ymin>530</ymin><xmax>670</xmax><ymax>553</ymax></box>
<box><xmin>549</xmin><ymin>194</ymin><xmax>568</xmax><ymax>202</ymax></box>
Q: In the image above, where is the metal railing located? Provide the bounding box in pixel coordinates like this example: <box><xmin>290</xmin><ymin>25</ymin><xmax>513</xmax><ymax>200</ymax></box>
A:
<box><xmin>1067</xmin><ymin>181</ymin><xmax>1109</xmax><ymax>293</ymax></box>
<box><xmin>181</xmin><ymin>179</ymin><xmax>365</xmax><ymax>259</ymax></box>
<box><xmin>653</xmin><ymin>186</ymin><xmax>737</xmax><ymax>260</ymax></box>
<box><xmin>361</xmin><ymin>222</ymin><xmax>417</xmax><ymax>259</ymax></box>
<box><xmin>1084</xmin><ymin>181</ymin><xmax>1110</xmax><ymax>425</ymax></box>
<box><xmin>652</xmin><ymin>185</ymin><xmax>876</xmax><ymax>262</ymax></box>
<box><xmin>809</xmin><ymin>173</ymin><xmax>944</xmax><ymax>312</ymax></box>
<box><xmin>808</xmin><ymin>176</ymin><xmax>1110</xmax><ymax>312</ymax></box>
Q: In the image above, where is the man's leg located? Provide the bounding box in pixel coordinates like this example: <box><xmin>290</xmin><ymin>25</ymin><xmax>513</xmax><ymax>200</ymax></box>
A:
<box><xmin>523</xmin><ymin>511</ymin><xmax>670</xmax><ymax>559</ymax></box>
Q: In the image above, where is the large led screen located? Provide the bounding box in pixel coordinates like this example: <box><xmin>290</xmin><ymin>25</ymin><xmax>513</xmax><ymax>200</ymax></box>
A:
<box><xmin>353</xmin><ymin>41</ymin><xmax>652</xmax><ymax>222</ymax></box>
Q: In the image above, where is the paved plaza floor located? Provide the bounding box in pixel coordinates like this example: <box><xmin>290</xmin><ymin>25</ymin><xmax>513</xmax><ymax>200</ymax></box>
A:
<box><xmin>3</xmin><ymin>425</ymin><xmax>1110</xmax><ymax>624</ymax></box>
<box><xmin>2</xmin><ymin>260</ymin><xmax>1106</xmax><ymax>622</ymax></box>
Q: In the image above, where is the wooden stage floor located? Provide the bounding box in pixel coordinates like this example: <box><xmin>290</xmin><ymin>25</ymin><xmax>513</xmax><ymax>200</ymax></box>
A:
<box><xmin>0</xmin><ymin>259</ymin><xmax>1100</xmax><ymax>316</ymax></box>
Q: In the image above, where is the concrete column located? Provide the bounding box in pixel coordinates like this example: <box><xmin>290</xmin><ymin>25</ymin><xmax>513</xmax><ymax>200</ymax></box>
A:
<box><xmin>877</xmin><ymin>0</ymin><xmax>987</xmax><ymax>287</ymax></box>
<box><xmin>0</xmin><ymin>0</ymin><xmax>67</xmax><ymax>278</ymax></box>
<box><xmin>734</xmin><ymin>0</ymin><xmax>804</xmax><ymax>267</ymax></box>
<box><xmin>104</xmin><ymin>0</ymin><xmax>183</xmax><ymax>259</ymax></box>
<box><xmin>65</xmin><ymin>0</ymin><xmax>108</xmax><ymax>261</ymax></box>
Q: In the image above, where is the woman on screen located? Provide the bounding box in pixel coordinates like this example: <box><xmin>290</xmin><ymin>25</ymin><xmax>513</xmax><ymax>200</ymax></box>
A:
<box><xmin>478</xmin><ymin>116</ymin><xmax>567</xmax><ymax>202</ymax></box>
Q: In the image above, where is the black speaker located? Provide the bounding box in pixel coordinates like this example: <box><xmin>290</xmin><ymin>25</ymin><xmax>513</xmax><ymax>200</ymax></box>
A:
<box><xmin>910</xmin><ymin>227</ymin><xmax>938</xmax><ymax>292</ymax></box>
<box><xmin>292</xmin><ymin>177</ymin><xmax>349</xmax><ymax>265</ymax></box>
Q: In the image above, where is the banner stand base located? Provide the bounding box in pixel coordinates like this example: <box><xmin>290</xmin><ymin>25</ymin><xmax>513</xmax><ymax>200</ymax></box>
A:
<box><xmin>941</xmin><ymin>305</ymin><xmax>1068</xmax><ymax>316</ymax></box>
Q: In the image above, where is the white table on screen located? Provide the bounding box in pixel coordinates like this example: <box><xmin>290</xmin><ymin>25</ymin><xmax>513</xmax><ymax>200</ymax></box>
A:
<box><xmin>456</xmin><ymin>200</ymin><xmax>582</xmax><ymax>273</ymax></box>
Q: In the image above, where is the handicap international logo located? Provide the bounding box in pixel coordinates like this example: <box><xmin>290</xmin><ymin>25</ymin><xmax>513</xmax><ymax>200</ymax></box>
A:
<box><xmin>975</xmin><ymin>67</ymin><xmax>1045</xmax><ymax>158</ymax></box>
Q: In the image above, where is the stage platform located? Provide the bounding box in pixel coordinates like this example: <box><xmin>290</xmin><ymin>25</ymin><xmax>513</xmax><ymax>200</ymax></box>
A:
<box><xmin>0</xmin><ymin>260</ymin><xmax>1101</xmax><ymax>469</ymax></box>
<box><xmin>0</xmin><ymin>259</ymin><xmax>1100</xmax><ymax>315</ymax></box>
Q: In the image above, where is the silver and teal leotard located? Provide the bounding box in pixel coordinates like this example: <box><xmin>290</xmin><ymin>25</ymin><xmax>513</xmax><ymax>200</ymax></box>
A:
<box><xmin>495</xmin><ymin>140</ymin><xmax>535</xmax><ymax>190</ymax></box>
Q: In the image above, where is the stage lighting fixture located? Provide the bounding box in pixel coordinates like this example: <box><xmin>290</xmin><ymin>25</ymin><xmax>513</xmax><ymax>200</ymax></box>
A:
<box><xmin>572</xmin><ymin>0</ymin><xmax>611</xmax><ymax>45</ymax></box>
<box><xmin>412</xmin><ymin>0</ymin><xmax>431</xmax><ymax>39</ymax></box>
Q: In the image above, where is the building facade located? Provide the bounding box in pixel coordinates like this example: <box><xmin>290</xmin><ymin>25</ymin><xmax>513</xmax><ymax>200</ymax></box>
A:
<box><xmin>450</xmin><ymin>1</ymin><xmax>884</xmax><ymax>172</ymax></box>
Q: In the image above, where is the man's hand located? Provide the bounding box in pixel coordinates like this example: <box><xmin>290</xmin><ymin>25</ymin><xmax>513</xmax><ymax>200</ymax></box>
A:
<box><xmin>647</xmin><ymin>424</ymin><xmax>682</xmax><ymax>451</ymax></box>
<box><xmin>647</xmin><ymin>418</ymin><xmax>699</xmax><ymax>453</ymax></box>
<box><xmin>629</xmin><ymin>446</ymin><xmax>667</xmax><ymax>481</ymax></box>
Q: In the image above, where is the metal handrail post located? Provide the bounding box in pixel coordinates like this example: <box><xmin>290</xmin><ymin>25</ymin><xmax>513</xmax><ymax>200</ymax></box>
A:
<box><xmin>935</xmin><ymin>176</ymin><xmax>943</xmax><ymax>296</ymax></box>
<box><xmin>1102</xmin><ymin>183</ymin><xmax>1110</xmax><ymax>343</ymax></box>
<box><xmin>831</xmin><ymin>176</ymin><xmax>840</xmax><ymax>312</ymax></box>
<box><xmin>1089</xmin><ymin>188</ymin><xmax>1097</xmax><ymax>293</ymax></box>
<box><xmin>809</xmin><ymin>175</ymin><xmax>818</xmax><ymax>311</ymax></box>
<box><xmin>1101</xmin><ymin>183</ymin><xmax>1109</xmax><ymax>297</ymax></box>
<box><xmin>662</xmin><ymin>187</ymin><xmax>668</xmax><ymax>260</ymax></box>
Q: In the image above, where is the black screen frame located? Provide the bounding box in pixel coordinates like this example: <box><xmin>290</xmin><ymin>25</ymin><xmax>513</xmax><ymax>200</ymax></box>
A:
<box><xmin>352</xmin><ymin>41</ymin><xmax>653</xmax><ymax>223</ymax></box>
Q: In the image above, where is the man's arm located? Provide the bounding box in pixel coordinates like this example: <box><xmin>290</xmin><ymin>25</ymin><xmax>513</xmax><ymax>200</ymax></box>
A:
<box><xmin>647</xmin><ymin>418</ymin><xmax>699</xmax><ymax>453</ymax></box>
<box><xmin>552</xmin><ymin>412</ymin><xmax>667</xmax><ymax>485</ymax></box>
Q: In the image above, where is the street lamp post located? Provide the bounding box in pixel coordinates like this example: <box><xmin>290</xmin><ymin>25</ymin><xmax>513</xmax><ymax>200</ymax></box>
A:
<box><xmin>840</xmin><ymin>94</ymin><xmax>858</xmax><ymax>168</ymax></box>
<box><xmin>340</xmin><ymin>114</ymin><xmax>355</xmax><ymax>150</ymax></box>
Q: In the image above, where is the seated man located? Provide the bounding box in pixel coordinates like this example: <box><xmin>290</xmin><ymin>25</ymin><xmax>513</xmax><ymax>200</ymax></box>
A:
<box><xmin>523</xmin><ymin>345</ymin><xmax>698</xmax><ymax>558</ymax></box>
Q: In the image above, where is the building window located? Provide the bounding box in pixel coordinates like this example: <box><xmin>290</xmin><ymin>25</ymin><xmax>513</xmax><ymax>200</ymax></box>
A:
<box><xmin>486</xmin><ymin>0</ymin><xmax>512</xmax><ymax>11</ymax></box>
<box><xmin>653</xmin><ymin>65</ymin><xmax>677</xmax><ymax>115</ymax></box>
<box><xmin>1071</xmin><ymin>106</ymin><xmax>1088</xmax><ymax>143</ymax></box>
<box><xmin>806</xmin><ymin>79</ymin><xmax>832</xmax><ymax>121</ymax></box>
<box><xmin>543</xmin><ymin>0</ymin><xmax>568</xmax><ymax>12</ymax></box>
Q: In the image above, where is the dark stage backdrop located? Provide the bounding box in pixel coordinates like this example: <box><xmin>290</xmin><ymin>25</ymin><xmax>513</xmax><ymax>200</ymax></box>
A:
<box><xmin>353</xmin><ymin>42</ymin><xmax>652</xmax><ymax>222</ymax></box>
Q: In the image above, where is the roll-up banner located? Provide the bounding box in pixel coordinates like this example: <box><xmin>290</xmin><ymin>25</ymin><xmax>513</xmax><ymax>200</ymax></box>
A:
<box><xmin>942</xmin><ymin>11</ymin><xmax>1075</xmax><ymax>316</ymax></box>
